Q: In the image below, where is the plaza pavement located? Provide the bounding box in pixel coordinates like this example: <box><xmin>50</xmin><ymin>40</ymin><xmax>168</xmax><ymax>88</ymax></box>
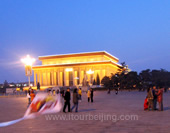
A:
<box><xmin>0</xmin><ymin>91</ymin><xmax>170</xmax><ymax>133</ymax></box>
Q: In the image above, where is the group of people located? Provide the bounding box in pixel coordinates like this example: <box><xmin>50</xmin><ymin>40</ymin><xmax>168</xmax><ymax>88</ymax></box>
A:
<box><xmin>63</xmin><ymin>88</ymin><xmax>94</xmax><ymax>113</ymax></box>
<box><xmin>27</xmin><ymin>88</ymin><xmax>36</xmax><ymax>107</ymax></box>
<box><xmin>144</xmin><ymin>86</ymin><xmax>164</xmax><ymax>111</ymax></box>
<box><xmin>27</xmin><ymin>87</ymin><xmax>94</xmax><ymax>113</ymax></box>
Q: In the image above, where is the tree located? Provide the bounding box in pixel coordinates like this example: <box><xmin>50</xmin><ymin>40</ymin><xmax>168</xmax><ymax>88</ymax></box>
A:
<box><xmin>3</xmin><ymin>80</ymin><xmax>9</xmax><ymax>88</ymax></box>
<box><xmin>96</xmin><ymin>73</ymin><xmax>100</xmax><ymax>85</ymax></box>
<box><xmin>101</xmin><ymin>76</ymin><xmax>111</xmax><ymax>88</ymax></box>
<box><xmin>139</xmin><ymin>69</ymin><xmax>151</xmax><ymax>90</ymax></box>
<box><xmin>93</xmin><ymin>79</ymin><xmax>96</xmax><ymax>85</ymax></box>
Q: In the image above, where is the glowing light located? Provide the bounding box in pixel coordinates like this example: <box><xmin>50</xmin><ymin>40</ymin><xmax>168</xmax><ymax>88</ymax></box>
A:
<box><xmin>65</xmin><ymin>68</ymin><xmax>73</xmax><ymax>72</ymax></box>
<box><xmin>21</xmin><ymin>55</ymin><xmax>36</xmax><ymax>66</ymax></box>
<box><xmin>86</xmin><ymin>69</ymin><xmax>94</xmax><ymax>74</ymax></box>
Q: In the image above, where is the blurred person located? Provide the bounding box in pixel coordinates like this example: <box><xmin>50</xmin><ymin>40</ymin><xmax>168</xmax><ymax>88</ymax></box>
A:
<box><xmin>144</xmin><ymin>96</ymin><xmax>148</xmax><ymax>110</ymax></box>
<box><xmin>63</xmin><ymin>88</ymin><xmax>71</xmax><ymax>113</ymax></box>
<box><xmin>147</xmin><ymin>87</ymin><xmax>153</xmax><ymax>111</ymax></box>
<box><xmin>157</xmin><ymin>87</ymin><xmax>164</xmax><ymax>111</ymax></box>
<box><xmin>90</xmin><ymin>88</ymin><xmax>94</xmax><ymax>103</ymax></box>
<box><xmin>152</xmin><ymin>86</ymin><xmax>158</xmax><ymax>110</ymax></box>
<box><xmin>27</xmin><ymin>89</ymin><xmax>31</xmax><ymax>106</ymax></box>
<box><xmin>71</xmin><ymin>88</ymin><xmax>79</xmax><ymax>112</ymax></box>
<box><xmin>78</xmin><ymin>88</ymin><xmax>82</xmax><ymax>101</ymax></box>
<box><xmin>87</xmin><ymin>89</ymin><xmax>91</xmax><ymax>102</ymax></box>
<box><xmin>30</xmin><ymin>89</ymin><xmax>35</xmax><ymax>102</ymax></box>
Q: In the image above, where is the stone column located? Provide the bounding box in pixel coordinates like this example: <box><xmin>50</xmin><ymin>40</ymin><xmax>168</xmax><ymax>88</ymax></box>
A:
<box><xmin>51</xmin><ymin>70</ymin><xmax>54</xmax><ymax>85</ymax></box>
<box><xmin>40</xmin><ymin>71</ymin><xmax>42</xmax><ymax>86</ymax></box>
<box><xmin>64</xmin><ymin>69</ymin><xmax>66</xmax><ymax>86</ymax></box>
<box><xmin>73</xmin><ymin>69</ymin><xmax>75</xmax><ymax>86</ymax></box>
<box><xmin>79</xmin><ymin>68</ymin><xmax>81</xmax><ymax>85</ymax></box>
<box><xmin>57</xmin><ymin>70</ymin><xmax>60</xmax><ymax>86</ymax></box>
<box><xmin>34</xmin><ymin>72</ymin><xmax>37</xmax><ymax>87</ymax></box>
<box><xmin>37</xmin><ymin>72</ymin><xmax>39</xmax><ymax>83</ymax></box>
<box><xmin>46</xmin><ymin>71</ymin><xmax>48</xmax><ymax>86</ymax></box>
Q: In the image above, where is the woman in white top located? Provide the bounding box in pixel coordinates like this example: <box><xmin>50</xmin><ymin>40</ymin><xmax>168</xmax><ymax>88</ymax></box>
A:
<box><xmin>27</xmin><ymin>90</ymin><xmax>31</xmax><ymax>106</ymax></box>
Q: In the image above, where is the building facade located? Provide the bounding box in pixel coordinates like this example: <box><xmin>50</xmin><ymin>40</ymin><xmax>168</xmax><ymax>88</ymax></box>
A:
<box><xmin>32</xmin><ymin>51</ymin><xmax>122</xmax><ymax>87</ymax></box>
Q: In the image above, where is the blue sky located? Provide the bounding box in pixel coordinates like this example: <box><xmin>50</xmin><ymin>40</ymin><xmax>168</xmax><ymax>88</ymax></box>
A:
<box><xmin>0</xmin><ymin>0</ymin><xmax>170</xmax><ymax>83</ymax></box>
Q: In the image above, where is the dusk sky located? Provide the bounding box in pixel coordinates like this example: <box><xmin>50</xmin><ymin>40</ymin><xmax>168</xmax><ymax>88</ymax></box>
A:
<box><xmin>0</xmin><ymin>0</ymin><xmax>169</xmax><ymax>83</ymax></box>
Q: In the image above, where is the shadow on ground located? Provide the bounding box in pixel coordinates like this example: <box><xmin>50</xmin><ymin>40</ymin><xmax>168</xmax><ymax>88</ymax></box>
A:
<box><xmin>79</xmin><ymin>109</ymin><xmax>96</xmax><ymax>112</ymax></box>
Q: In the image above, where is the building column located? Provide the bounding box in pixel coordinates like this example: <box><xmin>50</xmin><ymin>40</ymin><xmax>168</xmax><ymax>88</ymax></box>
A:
<box><xmin>64</xmin><ymin>70</ymin><xmax>66</xmax><ymax>86</ymax></box>
<box><xmin>37</xmin><ymin>72</ymin><xmax>40</xmax><ymax>83</ymax></box>
<box><xmin>51</xmin><ymin>70</ymin><xmax>54</xmax><ymax>85</ymax></box>
<box><xmin>54</xmin><ymin>71</ymin><xmax>56</xmax><ymax>85</ymax></box>
<box><xmin>79</xmin><ymin>68</ymin><xmax>81</xmax><ymax>85</ymax></box>
<box><xmin>73</xmin><ymin>69</ymin><xmax>75</xmax><ymax>86</ymax></box>
<box><xmin>57</xmin><ymin>70</ymin><xmax>60</xmax><ymax>86</ymax></box>
<box><xmin>34</xmin><ymin>72</ymin><xmax>37</xmax><ymax>87</ymax></box>
<box><xmin>46</xmin><ymin>71</ymin><xmax>48</xmax><ymax>86</ymax></box>
<box><xmin>40</xmin><ymin>71</ymin><xmax>42</xmax><ymax>86</ymax></box>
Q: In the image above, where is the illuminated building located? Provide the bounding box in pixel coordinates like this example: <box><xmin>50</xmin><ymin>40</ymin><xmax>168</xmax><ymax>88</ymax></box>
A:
<box><xmin>32</xmin><ymin>51</ymin><xmax>122</xmax><ymax>87</ymax></box>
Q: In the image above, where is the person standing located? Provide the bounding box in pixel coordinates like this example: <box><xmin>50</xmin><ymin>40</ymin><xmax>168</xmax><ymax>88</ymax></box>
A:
<box><xmin>37</xmin><ymin>82</ymin><xmax>40</xmax><ymax>90</ymax></box>
<box><xmin>157</xmin><ymin>87</ymin><xmax>164</xmax><ymax>111</ymax></box>
<box><xmin>30</xmin><ymin>89</ymin><xmax>35</xmax><ymax>102</ymax></box>
<box><xmin>78</xmin><ymin>88</ymin><xmax>82</xmax><ymax>101</ymax></box>
<box><xmin>71</xmin><ymin>88</ymin><xmax>79</xmax><ymax>112</ymax></box>
<box><xmin>87</xmin><ymin>89</ymin><xmax>91</xmax><ymax>102</ymax></box>
<box><xmin>152</xmin><ymin>86</ymin><xmax>158</xmax><ymax>110</ymax></box>
<box><xmin>90</xmin><ymin>88</ymin><xmax>94</xmax><ymax>103</ymax></box>
<box><xmin>115</xmin><ymin>88</ymin><xmax>119</xmax><ymax>95</ymax></box>
<box><xmin>63</xmin><ymin>88</ymin><xmax>71</xmax><ymax>113</ymax></box>
<box><xmin>27</xmin><ymin>89</ymin><xmax>31</xmax><ymax>106</ymax></box>
<box><xmin>147</xmin><ymin>87</ymin><xmax>154</xmax><ymax>111</ymax></box>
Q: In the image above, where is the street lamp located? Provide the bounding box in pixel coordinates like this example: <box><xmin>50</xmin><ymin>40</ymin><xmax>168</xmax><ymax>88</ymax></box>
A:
<box><xmin>21</xmin><ymin>55</ymin><xmax>35</xmax><ymax>87</ymax></box>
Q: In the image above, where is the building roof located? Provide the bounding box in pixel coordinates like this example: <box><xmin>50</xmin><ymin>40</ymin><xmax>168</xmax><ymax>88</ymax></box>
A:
<box><xmin>33</xmin><ymin>60</ymin><xmax>122</xmax><ymax>69</ymax></box>
<box><xmin>38</xmin><ymin>51</ymin><xmax>119</xmax><ymax>62</ymax></box>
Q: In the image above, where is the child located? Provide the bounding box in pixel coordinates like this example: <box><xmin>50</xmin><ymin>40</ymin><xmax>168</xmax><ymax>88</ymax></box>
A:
<box><xmin>87</xmin><ymin>90</ymin><xmax>91</xmax><ymax>102</ymax></box>
<box><xmin>144</xmin><ymin>96</ymin><xmax>148</xmax><ymax>110</ymax></box>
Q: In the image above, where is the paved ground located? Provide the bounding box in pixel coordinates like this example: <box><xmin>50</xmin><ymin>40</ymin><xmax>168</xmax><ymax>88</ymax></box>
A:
<box><xmin>0</xmin><ymin>91</ymin><xmax>170</xmax><ymax>133</ymax></box>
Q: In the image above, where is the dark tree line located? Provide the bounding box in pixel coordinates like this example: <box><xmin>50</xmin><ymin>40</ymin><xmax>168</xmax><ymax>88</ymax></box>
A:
<box><xmin>101</xmin><ymin>69</ymin><xmax>170</xmax><ymax>92</ymax></box>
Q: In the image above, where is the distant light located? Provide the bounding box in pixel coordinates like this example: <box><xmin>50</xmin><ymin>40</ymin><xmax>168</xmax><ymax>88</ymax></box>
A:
<box><xmin>21</xmin><ymin>55</ymin><xmax>36</xmax><ymax>66</ymax></box>
<box><xmin>65</xmin><ymin>68</ymin><xmax>73</xmax><ymax>72</ymax></box>
<box><xmin>86</xmin><ymin>69</ymin><xmax>94</xmax><ymax>74</ymax></box>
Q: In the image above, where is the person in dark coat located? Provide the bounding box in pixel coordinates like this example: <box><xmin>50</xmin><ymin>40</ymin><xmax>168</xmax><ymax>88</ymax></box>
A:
<box><xmin>71</xmin><ymin>88</ymin><xmax>79</xmax><ymax>112</ymax></box>
<box><xmin>152</xmin><ymin>86</ymin><xmax>158</xmax><ymax>110</ymax></box>
<box><xmin>90</xmin><ymin>88</ymin><xmax>94</xmax><ymax>103</ymax></box>
<box><xmin>63</xmin><ymin>88</ymin><xmax>71</xmax><ymax>113</ymax></box>
<box><xmin>37</xmin><ymin>82</ymin><xmax>40</xmax><ymax>90</ymax></box>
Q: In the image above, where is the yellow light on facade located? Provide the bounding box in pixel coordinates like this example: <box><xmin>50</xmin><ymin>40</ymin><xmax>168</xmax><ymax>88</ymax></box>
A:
<box><xmin>65</xmin><ymin>68</ymin><xmax>73</xmax><ymax>72</ymax></box>
<box><xmin>86</xmin><ymin>69</ymin><xmax>94</xmax><ymax>74</ymax></box>
<box><xmin>21</xmin><ymin>55</ymin><xmax>36</xmax><ymax>66</ymax></box>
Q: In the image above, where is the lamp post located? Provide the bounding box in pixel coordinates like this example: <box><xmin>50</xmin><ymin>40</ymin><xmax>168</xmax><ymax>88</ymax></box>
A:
<box><xmin>21</xmin><ymin>55</ymin><xmax>35</xmax><ymax>87</ymax></box>
<box><xmin>86</xmin><ymin>69</ymin><xmax>94</xmax><ymax>85</ymax></box>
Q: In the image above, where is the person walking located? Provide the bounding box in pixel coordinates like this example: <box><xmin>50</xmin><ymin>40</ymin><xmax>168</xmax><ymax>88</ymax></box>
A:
<box><xmin>63</xmin><ymin>88</ymin><xmax>71</xmax><ymax>113</ymax></box>
<box><xmin>90</xmin><ymin>88</ymin><xmax>94</xmax><ymax>103</ymax></box>
<box><xmin>152</xmin><ymin>86</ymin><xmax>158</xmax><ymax>110</ymax></box>
<box><xmin>87</xmin><ymin>89</ymin><xmax>91</xmax><ymax>102</ymax></box>
<box><xmin>157</xmin><ymin>87</ymin><xmax>164</xmax><ymax>111</ymax></box>
<box><xmin>71</xmin><ymin>88</ymin><xmax>79</xmax><ymax>112</ymax></box>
